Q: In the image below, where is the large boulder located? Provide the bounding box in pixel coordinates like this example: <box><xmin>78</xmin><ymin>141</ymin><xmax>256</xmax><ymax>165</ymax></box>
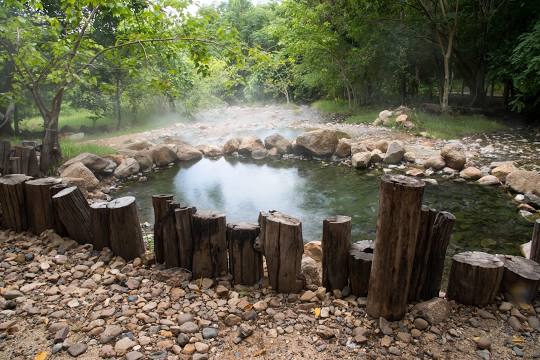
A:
<box><xmin>58</xmin><ymin>153</ymin><xmax>110</xmax><ymax>174</ymax></box>
<box><xmin>352</xmin><ymin>152</ymin><xmax>371</xmax><ymax>169</ymax></box>
<box><xmin>378</xmin><ymin>110</ymin><xmax>393</xmax><ymax>121</ymax></box>
<box><xmin>122</xmin><ymin>140</ymin><xmax>154</xmax><ymax>151</ymax></box>
<box><xmin>204</xmin><ymin>145</ymin><xmax>223</xmax><ymax>158</ymax></box>
<box><xmin>251</xmin><ymin>148</ymin><xmax>268</xmax><ymax>160</ymax></box>
<box><xmin>477</xmin><ymin>175</ymin><xmax>500</xmax><ymax>186</ymax></box>
<box><xmin>506</xmin><ymin>170</ymin><xmax>540</xmax><ymax>195</ymax></box>
<box><xmin>114</xmin><ymin>158</ymin><xmax>140</xmax><ymax>179</ymax></box>
<box><xmin>133</xmin><ymin>150</ymin><xmax>153</xmax><ymax>172</ymax></box>
<box><xmin>60</xmin><ymin>162</ymin><xmax>99</xmax><ymax>189</ymax></box>
<box><xmin>304</xmin><ymin>241</ymin><xmax>322</xmax><ymax>262</ymax></box>
<box><xmin>374</xmin><ymin>140</ymin><xmax>389</xmax><ymax>153</ymax></box>
<box><xmin>423</xmin><ymin>156</ymin><xmax>446</xmax><ymax>170</ymax></box>
<box><xmin>440</xmin><ymin>143</ymin><xmax>466</xmax><ymax>170</ymax></box>
<box><xmin>411</xmin><ymin>298</ymin><xmax>450</xmax><ymax>325</ymax></box>
<box><xmin>334</xmin><ymin>138</ymin><xmax>352</xmax><ymax>158</ymax></box>
<box><xmin>301</xmin><ymin>256</ymin><xmax>321</xmax><ymax>286</ymax></box>
<box><xmin>223</xmin><ymin>138</ymin><xmax>241</xmax><ymax>155</ymax></box>
<box><xmin>395</xmin><ymin>114</ymin><xmax>408</xmax><ymax>125</ymax></box>
<box><xmin>460</xmin><ymin>166</ymin><xmax>482</xmax><ymax>180</ymax></box>
<box><xmin>491</xmin><ymin>162</ymin><xmax>518</xmax><ymax>181</ymax></box>
<box><xmin>238</xmin><ymin>136</ymin><xmax>264</xmax><ymax>156</ymax></box>
<box><xmin>295</xmin><ymin>129</ymin><xmax>339</xmax><ymax>157</ymax></box>
<box><xmin>176</xmin><ymin>143</ymin><xmax>203</xmax><ymax>161</ymax></box>
<box><xmin>264</xmin><ymin>134</ymin><xmax>292</xmax><ymax>155</ymax></box>
<box><xmin>383</xmin><ymin>141</ymin><xmax>405</xmax><ymax>164</ymax></box>
<box><xmin>351</xmin><ymin>142</ymin><xmax>368</xmax><ymax>155</ymax></box>
<box><xmin>150</xmin><ymin>145</ymin><xmax>177</xmax><ymax>167</ymax></box>
<box><xmin>370</xmin><ymin>149</ymin><xmax>384</xmax><ymax>163</ymax></box>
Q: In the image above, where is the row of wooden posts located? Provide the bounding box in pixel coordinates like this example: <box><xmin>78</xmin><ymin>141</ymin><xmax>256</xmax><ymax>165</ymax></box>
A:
<box><xmin>1</xmin><ymin>172</ymin><xmax>540</xmax><ymax>321</ymax></box>
<box><xmin>0</xmin><ymin>140</ymin><xmax>40</xmax><ymax>177</ymax></box>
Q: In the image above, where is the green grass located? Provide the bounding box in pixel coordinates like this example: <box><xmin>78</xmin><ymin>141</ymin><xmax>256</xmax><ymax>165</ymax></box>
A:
<box><xmin>414</xmin><ymin>112</ymin><xmax>508</xmax><ymax>139</ymax></box>
<box><xmin>312</xmin><ymin>99</ymin><xmax>353</xmax><ymax>114</ymax></box>
<box><xmin>19</xmin><ymin>107</ymin><xmax>110</xmax><ymax>132</ymax></box>
<box><xmin>60</xmin><ymin>140</ymin><xmax>116</xmax><ymax>160</ymax></box>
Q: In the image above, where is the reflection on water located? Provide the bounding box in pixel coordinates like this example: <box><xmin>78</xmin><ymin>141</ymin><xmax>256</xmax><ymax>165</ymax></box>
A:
<box><xmin>116</xmin><ymin>158</ymin><xmax>534</xmax><ymax>257</ymax></box>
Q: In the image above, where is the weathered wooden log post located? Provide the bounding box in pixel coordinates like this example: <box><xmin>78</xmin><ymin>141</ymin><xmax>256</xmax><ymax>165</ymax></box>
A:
<box><xmin>263</xmin><ymin>211</ymin><xmax>304</xmax><ymax>293</ymax></box>
<box><xmin>90</xmin><ymin>202</ymin><xmax>110</xmax><ymax>250</ymax></box>
<box><xmin>409</xmin><ymin>208</ymin><xmax>456</xmax><ymax>301</ymax></box>
<box><xmin>366</xmin><ymin>175</ymin><xmax>425</xmax><ymax>320</ymax></box>
<box><xmin>322</xmin><ymin>215</ymin><xmax>352</xmax><ymax>291</ymax></box>
<box><xmin>529</xmin><ymin>220</ymin><xmax>540</xmax><ymax>263</ymax></box>
<box><xmin>0</xmin><ymin>174</ymin><xmax>32</xmax><ymax>231</ymax></box>
<box><xmin>52</xmin><ymin>186</ymin><xmax>93</xmax><ymax>244</ymax></box>
<box><xmin>24</xmin><ymin>177</ymin><xmax>62</xmax><ymax>235</ymax></box>
<box><xmin>227</xmin><ymin>222</ymin><xmax>262</xmax><ymax>285</ymax></box>
<box><xmin>498</xmin><ymin>255</ymin><xmax>540</xmax><ymax>303</ymax></box>
<box><xmin>447</xmin><ymin>251</ymin><xmax>504</xmax><ymax>305</ymax></box>
<box><xmin>108</xmin><ymin>196</ymin><xmax>145</xmax><ymax>261</ymax></box>
<box><xmin>13</xmin><ymin>146</ymin><xmax>39</xmax><ymax>177</ymax></box>
<box><xmin>349</xmin><ymin>240</ymin><xmax>374</xmax><ymax>297</ymax></box>
<box><xmin>152</xmin><ymin>194</ymin><xmax>174</xmax><ymax>264</ymax></box>
<box><xmin>163</xmin><ymin>201</ymin><xmax>181</xmax><ymax>268</ymax></box>
<box><xmin>175</xmin><ymin>206</ymin><xmax>196</xmax><ymax>270</ymax></box>
<box><xmin>0</xmin><ymin>140</ymin><xmax>11</xmax><ymax>175</ymax></box>
<box><xmin>192</xmin><ymin>210</ymin><xmax>228</xmax><ymax>278</ymax></box>
<box><xmin>50</xmin><ymin>184</ymin><xmax>68</xmax><ymax>236</ymax></box>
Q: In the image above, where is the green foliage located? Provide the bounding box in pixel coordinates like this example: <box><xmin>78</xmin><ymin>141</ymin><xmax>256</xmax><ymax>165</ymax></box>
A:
<box><xmin>414</xmin><ymin>113</ymin><xmax>508</xmax><ymax>139</ymax></box>
<box><xmin>60</xmin><ymin>140</ymin><xmax>116</xmax><ymax>160</ymax></box>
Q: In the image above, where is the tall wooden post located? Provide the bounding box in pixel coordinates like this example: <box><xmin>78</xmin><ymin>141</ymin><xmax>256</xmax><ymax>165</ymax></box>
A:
<box><xmin>349</xmin><ymin>240</ymin><xmax>374</xmax><ymax>297</ymax></box>
<box><xmin>52</xmin><ymin>186</ymin><xmax>93</xmax><ymax>244</ymax></box>
<box><xmin>175</xmin><ymin>206</ymin><xmax>195</xmax><ymax>270</ymax></box>
<box><xmin>0</xmin><ymin>174</ymin><xmax>32</xmax><ymax>231</ymax></box>
<box><xmin>13</xmin><ymin>146</ymin><xmax>39</xmax><ymax>177</ymax></box>
<box><xmin>322</xmin><ymin>215</ymin><xmax>352</xmax><ymax>291</ymax></box>
<box><xmin>227</xmin><ymin>222</ymin><xmax>262</xmax><ymax>285</ymax></box>
<box><xmin>108</xmin><ymin>196</ymin><xmax>145</xmax><ymax>261</ymax></box>
<box><xmin>163</xmin><ymin>201</ymin><xmax>180</xmax><ymax>268</ymax></box>
<box><xmin>152</xmin><ymin>194</ymin><xmax>173</xmax><ymax>264</ymax></box>
<box><xmin>530</xmin><ymin>220</ymin><xmax>540</xmax><ymax>263</ymax></box>
<box><xmin>367</xmin><ymin>175</ymin><xmax>425</xmax><ymax>320</ymax></box>
<box><xmin>0</xmin><ymin>140</ymin><xmax>11</xmax><ymax>175</ymax></box>
<box><xmin>90</xmin><ymin>202</ymin><xmax>110</xmax><ymax>250</ymax></box>
<box><xmin>24</xmin><ymin>177</ymin><xmax>62</xmax><ymax>235</ymax></box>
<box><xmin>192</xmin><ymin>211</ymin><xmax>227</xmax><ymax>278</ymax></box>
<box><xmin>50</xmin><ymin>184</ymin><xmax>68</xmax><ymax>236</ymax></box>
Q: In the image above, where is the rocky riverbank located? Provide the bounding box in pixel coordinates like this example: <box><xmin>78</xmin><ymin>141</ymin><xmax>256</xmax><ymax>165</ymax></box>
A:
<box><xmin>1</xmin><ymin>229</ymin><xmax>540</xmax><ymax>359</ymax></box>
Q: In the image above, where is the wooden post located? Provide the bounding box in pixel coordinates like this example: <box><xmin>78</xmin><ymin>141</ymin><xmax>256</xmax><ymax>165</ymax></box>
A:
<box><xmin>163</xmin><ymin>201</ymin><xmax>180</xmax><ymax>268</ymax></box>
<box><xmin>24</xmin><ymin>177</ymin><xmax>62</xmax><ymax>235</ymax></box>
<box><xmin>447</xmin><ymin>251</ymin><xmax>504</xmax><ymax>306</ymax></box>
<box><xmin>498</xmin><ymin>255</ymin><xmax>540</xmax><ymax>303</ymax></box>
<box><xmin>0</xmin><ymin>140</ymin><xmax>11</xmax><ymax>175</ymax></box>
<box><xmin>349</xmin><ymin>240</ymin><xmax>374</xmax><ymax>297</ymax></box>
<box><xmin>254</xmin><ymin>211</ymin><xmax>269</xmax><ymax>254</ymax></box>
<box><xmin>0</xmin><ymin>174</ymin><xmax>32</xmax><ymax>231</ymax></box>
<box><xmin>52</xmin><ymin>186</ymin><xmax>93</xmax><ymax>244</ymax></box>
<box><xmin>50</xmin><ymin>184</ymin><xmax>68</xmax><ymax>236</ymax></box>
<box><xmin>408</xmin><ymin>206</ymin><xmax>437</xmax><ymax>302</ymax></box>
<box><xmin>175</xmin><ymin>206</ymin><xmax>196</xmax><ymax>270</ymax></box>
<box><xmin>9</xmin><ymin>157</ymin><xmax>20</xmax><ymax>175</ymax></box>
<box><xmin>264</xmin><ymin>211</ymin><xmax>304</xmax><ymax>293</ymax></box>
<box><xmin>529</xmin><ymin>220</ymin><xmax>540</xmax><ymax>263</ymax></box>
<box><xmin>227</xmin><ymin>222</ymin><xmax>262</xmax><ymax>285</ymax></box>
<box><xmin>108</xmin><ymin>196</ymin><xmax>145</xmax><ymax>261</ymax></box>
<box><xmin>90</xmin><ymin>202</ymin><xmax>110</xmax><ymax>250</ymax></box>
<box><xmin>13</xmin><ymin>146</ymin><xmax>39</xmax><ymax>177</ymax></box>
<box><xmin>192</xmin><ymin>210</ymin><xmax>228</xmax><ymax>279</ymax></box>
<box><xmin>322</xmin><ymin>215</ymin><xmax>352</xmax><ymax>291</ymax></box>
<box><xmin>152</xmin><ymin>194</ymin><xmax>174</xmax><ymax>264</ymax></box>
<box><xmin>367</xmin><ymin>174</ymin><xmax>425</xmax><ymax>321</ymax></box>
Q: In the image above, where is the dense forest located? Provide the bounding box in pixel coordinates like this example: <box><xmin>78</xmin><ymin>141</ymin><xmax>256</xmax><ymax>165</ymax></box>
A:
<box><xmin>1</xmin><ymin>0</ymin><xmax>539</xmax><ymax>171</ymax></box>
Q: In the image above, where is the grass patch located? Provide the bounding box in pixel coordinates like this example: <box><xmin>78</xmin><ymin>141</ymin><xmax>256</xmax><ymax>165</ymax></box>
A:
<box><xmin>60</xmin><ymin>140</ymin><xmax>116</xmax><ymax>160</ymax></box>
<box><xmin>414</xmin><ymin>112</ymin><xmax>508</xmax><ymax>139</ymax></box>
<box><xmin>346</xmin><ymin>111</ymin><xmax>380</xmax><ymax>125</ymax></box>
<box><xmin>20</xmin><ymin>107</ymin><xmax>110</xmax><ymax>132</ymax></box>
<box><xmin>312</xmin><ymin>99</ymin><xmax>353</xmax><ymax>114</ymax></box>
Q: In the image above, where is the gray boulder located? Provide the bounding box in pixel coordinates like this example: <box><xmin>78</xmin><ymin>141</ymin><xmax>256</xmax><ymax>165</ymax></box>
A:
<box><xmin>264</xmin><ymin>134</ymin><xmax>292</xmax><ymax>154</ymax></box>
<box><xmin>295</xmin><ymin>129</ymin><xmax>339</xmax><ymax>157</ymax></box>
<box><xmin>133</xmin><ymin>151</ymin><xmax>153</xmax><ymax>172</ymax></box>
<box><xmin>60</xmin><ymin>162</ymin><xmax>99</xmax><ymax>189</ymax></box>
<box><xmin>334</xmin><ymin>138</ymin><xmax>352</xmax><ymax>158</ymax></box>
<box><xmin>506</xmin><ymin>170</ymin><xmax>540</xmax><ymax>195</ymax></box>
<box><xmin>114</xmin><ymin>158</ymin><xmax>140</xmax><ymax>179</ymax></box>
<box><xmin>440</xmin><ymin>142</ymin><xmax>466</xmax><ymax>170</ymax></box>
<box><xmin>423</xmin><ymin>156</ymin><xmax>446</xmax><ymax>170</ymax></box>
<box><xmin>58</xmin><ymin>152</ymin><xmax>110</xmax><ymax>174</ymax></box>
<box><xmin>383</xmin><ymin>141</ymin><xmax>405</xmax><ymax>164</ymax></box>
<box><xmin>223</xmin><ymin>138</ymin><xmax>241</xmax><ymax>155</ymax></box>
<box><xmin>176</xmin><ymin>142</ymin><xmax>203</xmax><ymax>161</ymax></box>
<box><xmin>150</xmin><ymin>145</ymin><xmax>177</xmax><ymax>166</ymax></box>
<box><xmin>352</xmin><ymin>152</ymin><xmax>371</xmax><ymax>169</ymax></box>
<box><xmin>238</xmin><ymin>136</ymin><xmax>265</xmax><ymax>156</ymax></box>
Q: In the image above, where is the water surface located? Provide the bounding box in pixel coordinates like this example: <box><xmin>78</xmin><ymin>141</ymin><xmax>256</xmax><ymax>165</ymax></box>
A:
<box><xmin>116</xmin><ymin>158</ymin><xmax>533</xmax><ymax>257</ymax></box>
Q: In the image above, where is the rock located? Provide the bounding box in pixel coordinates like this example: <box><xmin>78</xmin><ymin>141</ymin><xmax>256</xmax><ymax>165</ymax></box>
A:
<box><xmin>414</xmin><ymin>318</ymin><xmax>429</xmax><ymax>330</ymax></box>
<box><xmin>177</xmin><ymin>313</ymin><xmax>194</xmax><ymax>325</ymax></box>
<box><xmin>204</xmin><ymin>145</ymin><xmax>223</xmax><ymax>158</ymax></box>
<box><xmin>113</xmin><ymin>158</ymin><xmax>140</xmax><ymax>179</ymax></box>
<box><xmin>395</xmin><ymin>114</ymin><xmax>408</xmax><ymax>124</ymax></box>
<box><xmin>114</xmin><ymin>337</ymin><xmax>136</xmax><ymax>355</ymax></box>
<box><xmin>383</xmin><ymin>141</ymin><xmax>405</xmax><ymax>164</ymax></box>
<box><xmin>506</xmin><ymin>170</ymin><xmax>540</xmax><ymax>195</ymax></box>
<box><xmin>378</xmin><ymin>110</ymin><xmax>393</xmax><ymax>121</ymax></box>
<box><xmin>499</xmin><ymin>302</ymin><xmax>513</xmax><ymax>312</ymax></box>
<box><xmin>403</xmin><ymin>121</ymin><xmax>415</xmax><ymax>129</ymax></box>
<box><xmin>224</xmin><ymin>314</ymin><xmax>242</xmax><ymax>327</ymax></box>
<box><xmin>316</xmin><ymin>325</ymin><xmax>335</xmax><ymax>339</ymax></box>
<box><xmin>475</xmin><ymin>337</ymin><xmax>491</xmax><ymax>350</ymax></box>
<box><xmin>54</xmin><ymin>325</ymin><xmax>69</xmax><ymax>343</ymax></box>
<box><xmin>424</xmin><ymin>156</ymin><xmax>446</xmax><ymax>170</ymax></box>
<box><xmin>370</xmin><ymin>149</ymin><xmax>384</xmax><ymax>163</ymax></box>
<box><xmin>179</xmin><ymin>321</ymin><xmax>199</xmax><ymax>333</ymax></box>
<box><xmin>352</xmin><ymin>152</ymin><xmax>371</xmax><ymax>169</ymax></box>
<box><xmin>150</xmin><ymin>145</ymin><xmax>177</xmax><ymax>166</ymax></box>
<box><xmin>251</xmin><ymin>148</ymin><xmax>268</xmax><ymax>160</ymax></box>
<box><xmin>491</xmin><ymin>162</ymin><xmax>518</xmax><ymax>181</ymax></box>
<box><xmin>295</xmin><ymin>129</ymin><xmax>339</xmax><ymax>157</ymax></box>
<box><xmin>460</xmin><ymin>167</ymin><xmax>482</xmax><ymax>180</ymax></box>
<box><xmin>215</xmin><ymin>284</ymin><xmax>229</xmax><ymax>297</ymax></box>
<box><xmin>477</xmin><ymin>175</ymin><xmax>500</xmax><ymax>186</ymax></box>
<box><xmin>2</xmin><ymin>289</ymin><xmax>22</xmax><ymax>300</ymax></box>
<box><xmin>125</xmin><ymin>351</ymin><xmax>144</xmax><ymax>360</ymax></box>
<box><xmin>123</xmin><ymin>140</ymin><xmax>154</xmax><ymax>151</ymax></box>
<box><xmin>253</xmin><ymin>300</ymin><xmax>268</xmax><ymax>311</ymax></box>
<box><xmin>176</xmin><ymin>142</ymin><xmax>203</xmax><ymax>161</ymax></box>
<box><xmin>411</xmin><ymin>298</ymin><xmax>450</xmax><ymax>325</ymax></box>
<box><xmin>334</xmin><ymin>138</ymin><xmax>352</xmax><ymax>157</ymax></box>
<box><xmin>403</xmin><ymin>151</ymin><xmax>416</xmax><ymax>162</ymax></box>
<box><xmin>525</xmin><ymin>192</ymin><xmax>540</xmax><ymax>208</ymax></box>
<box><xmin>60</xmin><ymin>162</ymin><xmax>99</xmax><ymax>189</ymax></box>
<box><xmin>133</xmin><ymin>151</ymin><xmax>153</xmax><ymax>172</ymax></box>
<box><xmin>223</xmin><ymin>138</ymin><xmax>241</xmax><ymax>154</ymax></box>
<box><xmin>397</xmin><ymin>331</ymin><xmax>411</xmax><ymax>343</ymax></box>
<box><xmin>304</xmin><ymin>241</ymin><xmax>322</xmax><ymax>262</ymax></box>
<box><xmin>374</xmin><ymin>140</ymin><xmax>388</xmax><ymax>153</ymax></box>
<box><xmin>477</xmin><ymin>350</ymin><xmax>491</xmax><ymax>360</ymax></box>
<box><xmin>195</xmin><ymin>342</ymin><xmax>209</xmax><ymax>353</ymax></box>
<box><xmin>528</xmin><ymin>316</ymin><xmax>540</xmax><ymax>330</ymax></box>
<box><xmin>301</xmin><ymin>256</ymin><xmax>321</xmax><ymax>286</ymax></box>
<box><xmin>350</xmin><ymin>142</ymin><xmax>368</xmax><ymax>155</ymax></box>
<box><xmin>300</xmin><ymin>290</ymin><xmax>316</xmax><ymax>302</ymax></box>
<box><xmin>265</xmin><ymin>134</ymin><xmax>292</xmax><ymax>154</ymax></box>
<box><xmin>440</xmin><ymin>142</ymin><xmax>466</xmax><ymax>170</ymax></box>
<box><xmin>202</xmin><ymin>327</ymin><xmax>218</xmax><ymax>339</ymax></box>
<box><xmin>508</xmin><ymin>316</ymin><xmax>523</xmax><ymax>332</ymax></box>
<box><xmin>238</xmin><ymin>136</ymin><xmax>265</xmax><ymax>156</ymax></box>
<box><xmin>59</xmin><ymin>153</ymin><xmax>111</xmax><ymax>174</ymax></box>
<box><xmin>67</xmin><ymin>343</ymin><xmax>88</xmax><ymax>357</ymax></box>
<box><xmin>100</xmin><ymin>324</ymin><xmax>123</xmax><ymax>343</ymax></box>
<box><xmin>379</xmin><ymin>317</ymin><xmax>393</xmax><ymax>335</ymax></box>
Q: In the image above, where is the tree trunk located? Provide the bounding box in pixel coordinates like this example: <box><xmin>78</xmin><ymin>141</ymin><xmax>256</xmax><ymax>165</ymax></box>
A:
<box><xmin>227</xmin><ymin>222</ymin><xmax>263</xmax><ymax>285</ymax></box>
<box><xmin>39</xmin><ymin>89</ymin><xmax>64</xmax><ymax>174</ymax></box>
<box><xmin>50</xmin><ymin>184</ymin><xmax>68</xmax><ymax>236</ymax></box>
<box><xmin>528</xmin><ymin>220</ymin><xmax>540</xmax><ymax>263</ymax></box>
<box><xmin>191</xmin><ymin>210</ymin><xmax>228</xmax><ymax>279</ymax></box>
<box><xmin>0</xmin><ymin>140</ymin><xmax>11</xmax><ymax>175</ymax></box>
<box><xmin>349</xmin><ymin>240</ymin><xmax>374</xmax><ymax>297</ymax></box>
<box><xmin>0</xmin><ymin>174</ymin><xmax>31</xmax><ymax>231</ymax></box>
<box><xmin>90</xmin><ymin>202</ymin><xmax>110</xmax><ymax>251</ymax></box>
<box><xmin>322</xmin><ymin>215</ymin><xmax>352</xmax><ymax>291</ymax></box>
<box><xmin>108</xmin><ymin>196</ymin><xmax>145</xmax><ymax>261</ymax></box>
<box><xmin>263</xmin><ymin>211</ymin><xmax>304</xmax><ymax>293</ymax></box>
<box><xmin>13</xmin><ymin>146</ymin><xmax>39</xmax><ymax>177</ymax></box>
<box><xmin>152</xmin><ymin>194</ymin><xmax>174</xmax><ymax>264</ymax></box>
<box><xmin>447</xmin><ymin>251</ymin><xmax>504</xmax><ymax>306</ymax></box>
<box><xmin>498</xmin><ymin>255</ymin><xmax>540</xmax><ymax>304</ymax></box>
<box><xmin>115</xmin><ymin>77</ymin><xmax>122</xmax><ymax>131</ymax></box>
<box><xmin>52</xmin><ymin>186</ymin><xmax>93</xmax><ymax>244</ymax></box>
<box><xmin>163</xmin><ymin>201</ymin><xmax>181</xmax><ymax>268</ymax></box>
<box><xmin>175</xmin><ymin>206</ymin><xmax>196</xmax><ymax>270</ymax></box>
<box><xmin>366</xmin><ymin>175</ymin><xmax>425</xmax><ymax>320</ymax></box>
<box><xmin>24</xmin><ymin>177</ymin><xmax>62</xmax><ymax>235</ymax></box>
<box><xmin>0</xmin><ymin>103</ymin><xmax>15</xmax><ymax>137</ymax></box>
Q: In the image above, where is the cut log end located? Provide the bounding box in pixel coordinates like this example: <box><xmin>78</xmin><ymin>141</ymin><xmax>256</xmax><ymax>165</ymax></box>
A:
<box><xmin>381</xmin><ymin>174</ymin><xmax>425</xmax><ymax>188</ymax></box>
<box><xmin>453</xmin><ymin>251</ymin><xmax>504</xmax><ymax>269</ymax></box>
<box><xmin>108</xmin><ymin>196</ymin><xmax>136</xmax><ymax>209</ymax></box>
<box><xmin>0</xmin><ymin>174</ymin><xmax>32</xmax><ymax>185</ymax></box>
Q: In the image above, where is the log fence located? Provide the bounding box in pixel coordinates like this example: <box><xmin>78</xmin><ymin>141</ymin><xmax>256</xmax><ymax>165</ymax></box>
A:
<box><xmin>0</xmin><ymin>171</ymin><xmax>538</xmax><ymax>321</ymax></box>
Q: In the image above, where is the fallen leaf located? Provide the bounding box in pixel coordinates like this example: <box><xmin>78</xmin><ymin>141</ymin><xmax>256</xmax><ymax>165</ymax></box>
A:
<box><xmin>34</xmin><ymin>352</ymin><xmax>48</xmax><ymax>360</ymax></box>
<box><xmin>313</xmin><ymin>307</ymin><xmax>321</xmax><ymax>318</ymax></box>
